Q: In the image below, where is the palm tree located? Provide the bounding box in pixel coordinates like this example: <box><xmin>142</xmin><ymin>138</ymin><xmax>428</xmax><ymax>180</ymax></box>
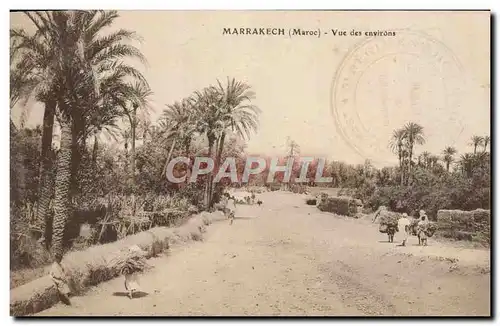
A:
<box><xmin>459</xmin><ymin>153</ymin><xmax>474</xmax><ymax>178</ymax></box>
<box><xmin>429</xmin><ymin>155</ymin><xmax>440</xmax><ymax>169</ymax></box>
<box><xmin>402</xmin><ymin>122</ymin><xmax>425</xmax><ymax>184</ymax></box>
<box><xmin>388</xmin><ymin>128</ymin><xmax>405</xmax><ymax>185</ymax></box>
<box><xmin>88</xmin><ymin>122</ymin><xmax>120</xmax><ymax>164</ymax></box>
<box><xmin>10</xmin><ymin>37</ymin><xmax>39</xmax><ymax>122</ymax></box>
<box><xmin>121</xmin><ymin>80</ymin><xmax>153</xmax><ymax>180</ymax></box>
<box><xmin>363</xmin><ymin>159</ymin><xmax>373</xmax><ymax>178</ymax></box>
<box><xmin>286</xmin><ymin>137</ymin><xmax>301</xmax><ymax>157</ymax></box>
<box><xmin>442</xmin><ymin>146</ymin><xmax>457</xmax><ymax>172</ymax></box>
<box><xmin>139</xmin><ymin>119</ymin><xmax>153</xmax><ymax>145</ymax></box>
<box><xmin>111</xmin><ymin>81</ymin><xmax>152</xmax><ymax>214</ymax></box>
<box><xmin>10</xmin><ymin>39</ymin><xmax>42</xmax><ymax>209</ymax></box>
<box><xmin>160</xmin><ymin>98</ymin><xmax>196</xmax><ymax>178</ymax></box>
<box><xmin>419</xmin><ymin>151</ymin><xmax>431</xmax><ymax>169</ymax></box>
<box><xmin>470</xmin><ymin>135</ymin><xmax>484</xmax><ymax>154</ymax></box>
<box><xmin>209</xmin><ymin>78</ymin><xmax>260</xmax><ymax>205</ymax></box>
<box><xmin>483</xmin><ymin>135</ymin><xmax>490</xmax><ymax>152</ymax></box>
<box><xmin>86</xmin><ymin>61</ymin><xmax>148</xmax><ymax>164</ymax></box>
<box><xmin>27</xmin><ymin>11</ymin><xmax>147</xmax><ymax>261</ymax></box>
<box><xmin>11</xmin><ymin>24</ymin><xmax>60</xmax><ymax>244</ymax></box>
<box><xmin>12</xmin><ymin>10</ymin><xmax>147</xmax><ymax>249</ymax></box>
<box><xmin>45</xmin><ymin>11</ymin><xmax>106</xmax><ymax>262</ymax></box>
<box><xmin>284</xmin><ymin>137</ymin><xmax>300</xmax><ymax>189</ymax></box>
<box><xmin>192</xmin><ymin>87</ymin><xmax>226</xmax><ymax>207</ymax></box>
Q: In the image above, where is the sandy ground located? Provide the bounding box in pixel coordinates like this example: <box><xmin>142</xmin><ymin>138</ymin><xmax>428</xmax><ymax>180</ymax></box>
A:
<box><xmin>36</xmin><ymin>191</ymin><xmax>490</xmax><ymax>316</ymax></box>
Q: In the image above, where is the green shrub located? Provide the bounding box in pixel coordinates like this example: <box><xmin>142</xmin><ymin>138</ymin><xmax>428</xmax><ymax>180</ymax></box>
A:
<box><xmin>306</xmin><ymin>198</ymin><xmax>317</xmax><ymax>205</ymax></box>
<box><xmin>317</xmin><ymin>196</ymin><xmax>357</xmax><ymax>216</ymax></box>
<box><xmin>437</xmin><ymin>209</ymin><xmax>490</xmax><ymax>245</ymax></box>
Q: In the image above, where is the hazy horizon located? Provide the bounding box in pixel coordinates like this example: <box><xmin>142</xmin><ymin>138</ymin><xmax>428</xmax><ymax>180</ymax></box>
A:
<box><xmin>10</xmin><ymin>11</ymin><xmax>490</xmax><ymax>168</ymax></box>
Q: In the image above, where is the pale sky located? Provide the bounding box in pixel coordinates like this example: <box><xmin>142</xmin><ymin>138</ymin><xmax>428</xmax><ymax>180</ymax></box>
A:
<box><xmin>10</xmin><ymin>11</ymin><xmax>490</xmax><ymax>167</ymax></box>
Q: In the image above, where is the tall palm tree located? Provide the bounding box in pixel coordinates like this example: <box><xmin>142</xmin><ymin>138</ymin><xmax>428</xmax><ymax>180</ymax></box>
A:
<box><xmin>419</xmin><ymin>151</ymin><xmax>431</xmax><ymax>169</ymax></box>
<box><xmin>459</xmin><ymin>153</ymin><xmax>474</xmax><ymax>178</ymax></box>
<box><xmin>44</xmin><ymin>10</ymin><xmax>106</xmax><ymax>262</ymax></box>
<box><xmin>139</xmin><ymin>119</ymin><xmax>152</xmax><ymax>145</ymax></box>
<box><xmin>483</xmin><ymin>135</ymin><xmax>490</xmax><ymax>152</ymax></box>
<box><xmin>403</xmin><ymin>122</ymin><xmax>425</xmax><ymax>184</ymax></box>
<box><xmin>160</xmin><ymin>97</ymin><xmax>196</xmax><ymax>178</ymax></box>
<box><xmin>201</xmin><ymin>78</ymin><xmax>260</xmax><ymax>205</ymax></box>
<box><xmin>388</xmin><ymin>128</ymin><xmax>405</xmax><ymax>185</ymax></box>
<box><xmin>192</xmin><ymin>87</ymin><xmax>226</xmax><ymax>207</ymax></box>
<box><xmin>118</xmin><ymin>80</ymin><xmax>152</xmax><ymax>214</ymax></box>
<box><xmin>442</xmin><ymin>146</ymin><xmax>457</xmax><ymax>172</ymax></box>
<box><xmin>470</xmin><ymin>135</ymin><xmax>484</xmax><ymax>154</ymax></box>
<box><xmin>85</xmin><ymin>61</ymin><xmax>147</xmax><ymax>164</ymax></box>
<box><xmin>119</xmin><ymin>128</ymin><xmax>132</xmax><ymax>173</ymax></box>
<box><xmin>121</xmin><ymin>80</ymin><xmax>152</xmax><ymax>178</ymax></box>
<box><xmin>29</xmin><ymin>11</ymin><xmax>146</xmax><ymax>261</ymax></box>
<box><xmin>11</xmin><ymin>10</ymin><xmax>147</xmax><ymax>249</ymax></box>
<box><xmin>11</xmin><ymin>23</ymin><xmax>60</xmax><ymax>244</ymax></box>
<box><xmin>209</xmin><ymin>78</ymin><xmax>260</xmax><ymax>203</ymax></box>
<box><xmin>88</xmin><ymin>121</ymin><xmax>120</xmax><ymax>164</ymax></box>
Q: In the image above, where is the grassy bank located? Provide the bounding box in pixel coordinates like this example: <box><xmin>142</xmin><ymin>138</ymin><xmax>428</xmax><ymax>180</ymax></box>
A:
<box><xmin>10</xmin><ymin>211</ymin><xmax>226</xmax><ymax>316</ymax></box>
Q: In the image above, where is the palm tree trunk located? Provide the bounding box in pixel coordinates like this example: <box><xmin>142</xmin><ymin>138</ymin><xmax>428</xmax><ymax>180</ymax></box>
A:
<box><xmin>130</xmin><ymin>109</ymin><xmax>137</xmax><ymax>214</ymax></box>
<box><xmin>10</xmin><ymin>119</ymin><xmax>20</xmax><ymax>205</ymax></box>
<box><xmin>398</xmin><ymin>148</ymin><xmax>403</xmax><ymax>186</ymax></box>
<box><xmin>162</xmin><ymin>137</ymin><xmax>177</xmax><ymax>178</ymax></box>
<box><xmin>182</xmin><ymin>139</ymin><xmax>191</xmax><ymax>185</ymax></box>
<box><xmin>143</xmin><ymin>129</ymin><xmax>148</xmax><ymax>145</ymax></box>
<box><xmin>446</xmin><ymin>161</ymin><xmax>450</xmax><ymax>172</ymax></box>
<box><xmin>51</xmin><ymin>120</ymin><xmax>73</xmax><ymax>263</ymax></box>
<box><xmin>210</xmin><ymin>132</ymin><xmax>226</xmax><ymax>206</ymax></box>
<box><xmin>204</xmin><ymin>136</ymin><xmax>215</xmax><ymax>209</ymax></box>
<box><xmin>408</xmin><ymin>143</ymin><xmax>414</xmax><ymax>185</ymax></box>
<box><xmin>92</xmin><ymin>135</ymin><xmax>99</xmax><ymax>164</ymax></box>
<box><xmin>34</xmin><ymin>100</ymin><xmax>56</xmax><ymax>247</ymax></box>
<box><xmin>70</xmin><ymin>125</ymin><xmax>83</xmax><ymax>198</ymax></box>
<box><xmin>123</xmin><ymin>140</ymin><xmax>129</xmax><ymax>173</ymax></box>
<box><xmin>131</xmin><ymin>124</ymin><xmax>136</xmax><ymax>177</ymax></box>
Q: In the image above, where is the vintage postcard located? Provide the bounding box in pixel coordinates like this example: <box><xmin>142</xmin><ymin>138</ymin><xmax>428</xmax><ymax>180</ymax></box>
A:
<box><xmin>9</xmin><ymin>10</ymin><xmax>490</xmax><ymax>316</ymax></box>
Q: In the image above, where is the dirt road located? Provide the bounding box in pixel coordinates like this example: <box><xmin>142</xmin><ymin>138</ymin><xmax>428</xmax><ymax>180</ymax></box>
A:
<box><xmin>37</xmin><ymin>192</ymin><xmax>491</xmax><ymax>316</ymax></box>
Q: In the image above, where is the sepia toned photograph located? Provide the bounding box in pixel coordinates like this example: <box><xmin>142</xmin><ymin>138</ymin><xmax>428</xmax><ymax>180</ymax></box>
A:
<box><xmin>9</xmin><ymin>9</ymin><xmax>491</xmax><ymax>316</ymax></box>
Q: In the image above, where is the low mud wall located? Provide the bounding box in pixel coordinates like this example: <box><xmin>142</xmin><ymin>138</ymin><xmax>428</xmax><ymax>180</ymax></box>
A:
<box><xmin>436</xmin><ymin>209</ymin><xmax>490</xmax><ymax>245</ymax></box>
<box><xmin>10</xmin><ymin>211</ymin><xmax>227</xmax><ymax>316</ymax></box>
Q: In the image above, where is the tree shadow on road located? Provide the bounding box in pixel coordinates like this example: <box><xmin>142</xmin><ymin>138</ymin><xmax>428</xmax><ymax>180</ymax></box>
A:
<box><xmin>112</xmin><ymin>291</ymin><xmax>149</xmax><ymax>298</ymax></box>
<box><xmin>234</xmin><ymin>216</ymin><xmax>254</xmax><ymax>220</ymax></box>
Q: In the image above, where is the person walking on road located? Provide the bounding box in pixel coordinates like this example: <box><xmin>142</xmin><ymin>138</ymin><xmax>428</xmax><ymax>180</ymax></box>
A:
<box><xmin>372</xmin><ymin>205</ymin><xmax>386</xmax><ymax>223</ymax></box>
<box><xmin>225</xmin><ymin>193</ymin><xmax>237</xmax><ymax>225</ymax></box>
<box><xmin>417</xmin><ymin>210</ymin><xmax>430</xmax><ymax>246</ymax></box>
<box><xmin>398</xmin><ymin>213</ymin><xmax>411</xmax><ymax>246</ymax></box>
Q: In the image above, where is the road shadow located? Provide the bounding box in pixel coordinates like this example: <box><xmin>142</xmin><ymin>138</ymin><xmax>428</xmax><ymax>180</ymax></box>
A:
<box><xmin>112</xmin><ymin>291</ymin><xmax>149</xmax><ymax>298</ymax></box>
<box><xmin>58</xmin><ymin>293</ymin><xmax>71</xmax><ymax>305</ymax></box>
<box><xmin>234</xmin><ymin>216</ymin><xmax>254</xmax><ymax>220</ymax></box>
<box><xmin>378</xmin><ymin>240</ymin><xmax>391</xmax><ymax>243</ymax></box>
